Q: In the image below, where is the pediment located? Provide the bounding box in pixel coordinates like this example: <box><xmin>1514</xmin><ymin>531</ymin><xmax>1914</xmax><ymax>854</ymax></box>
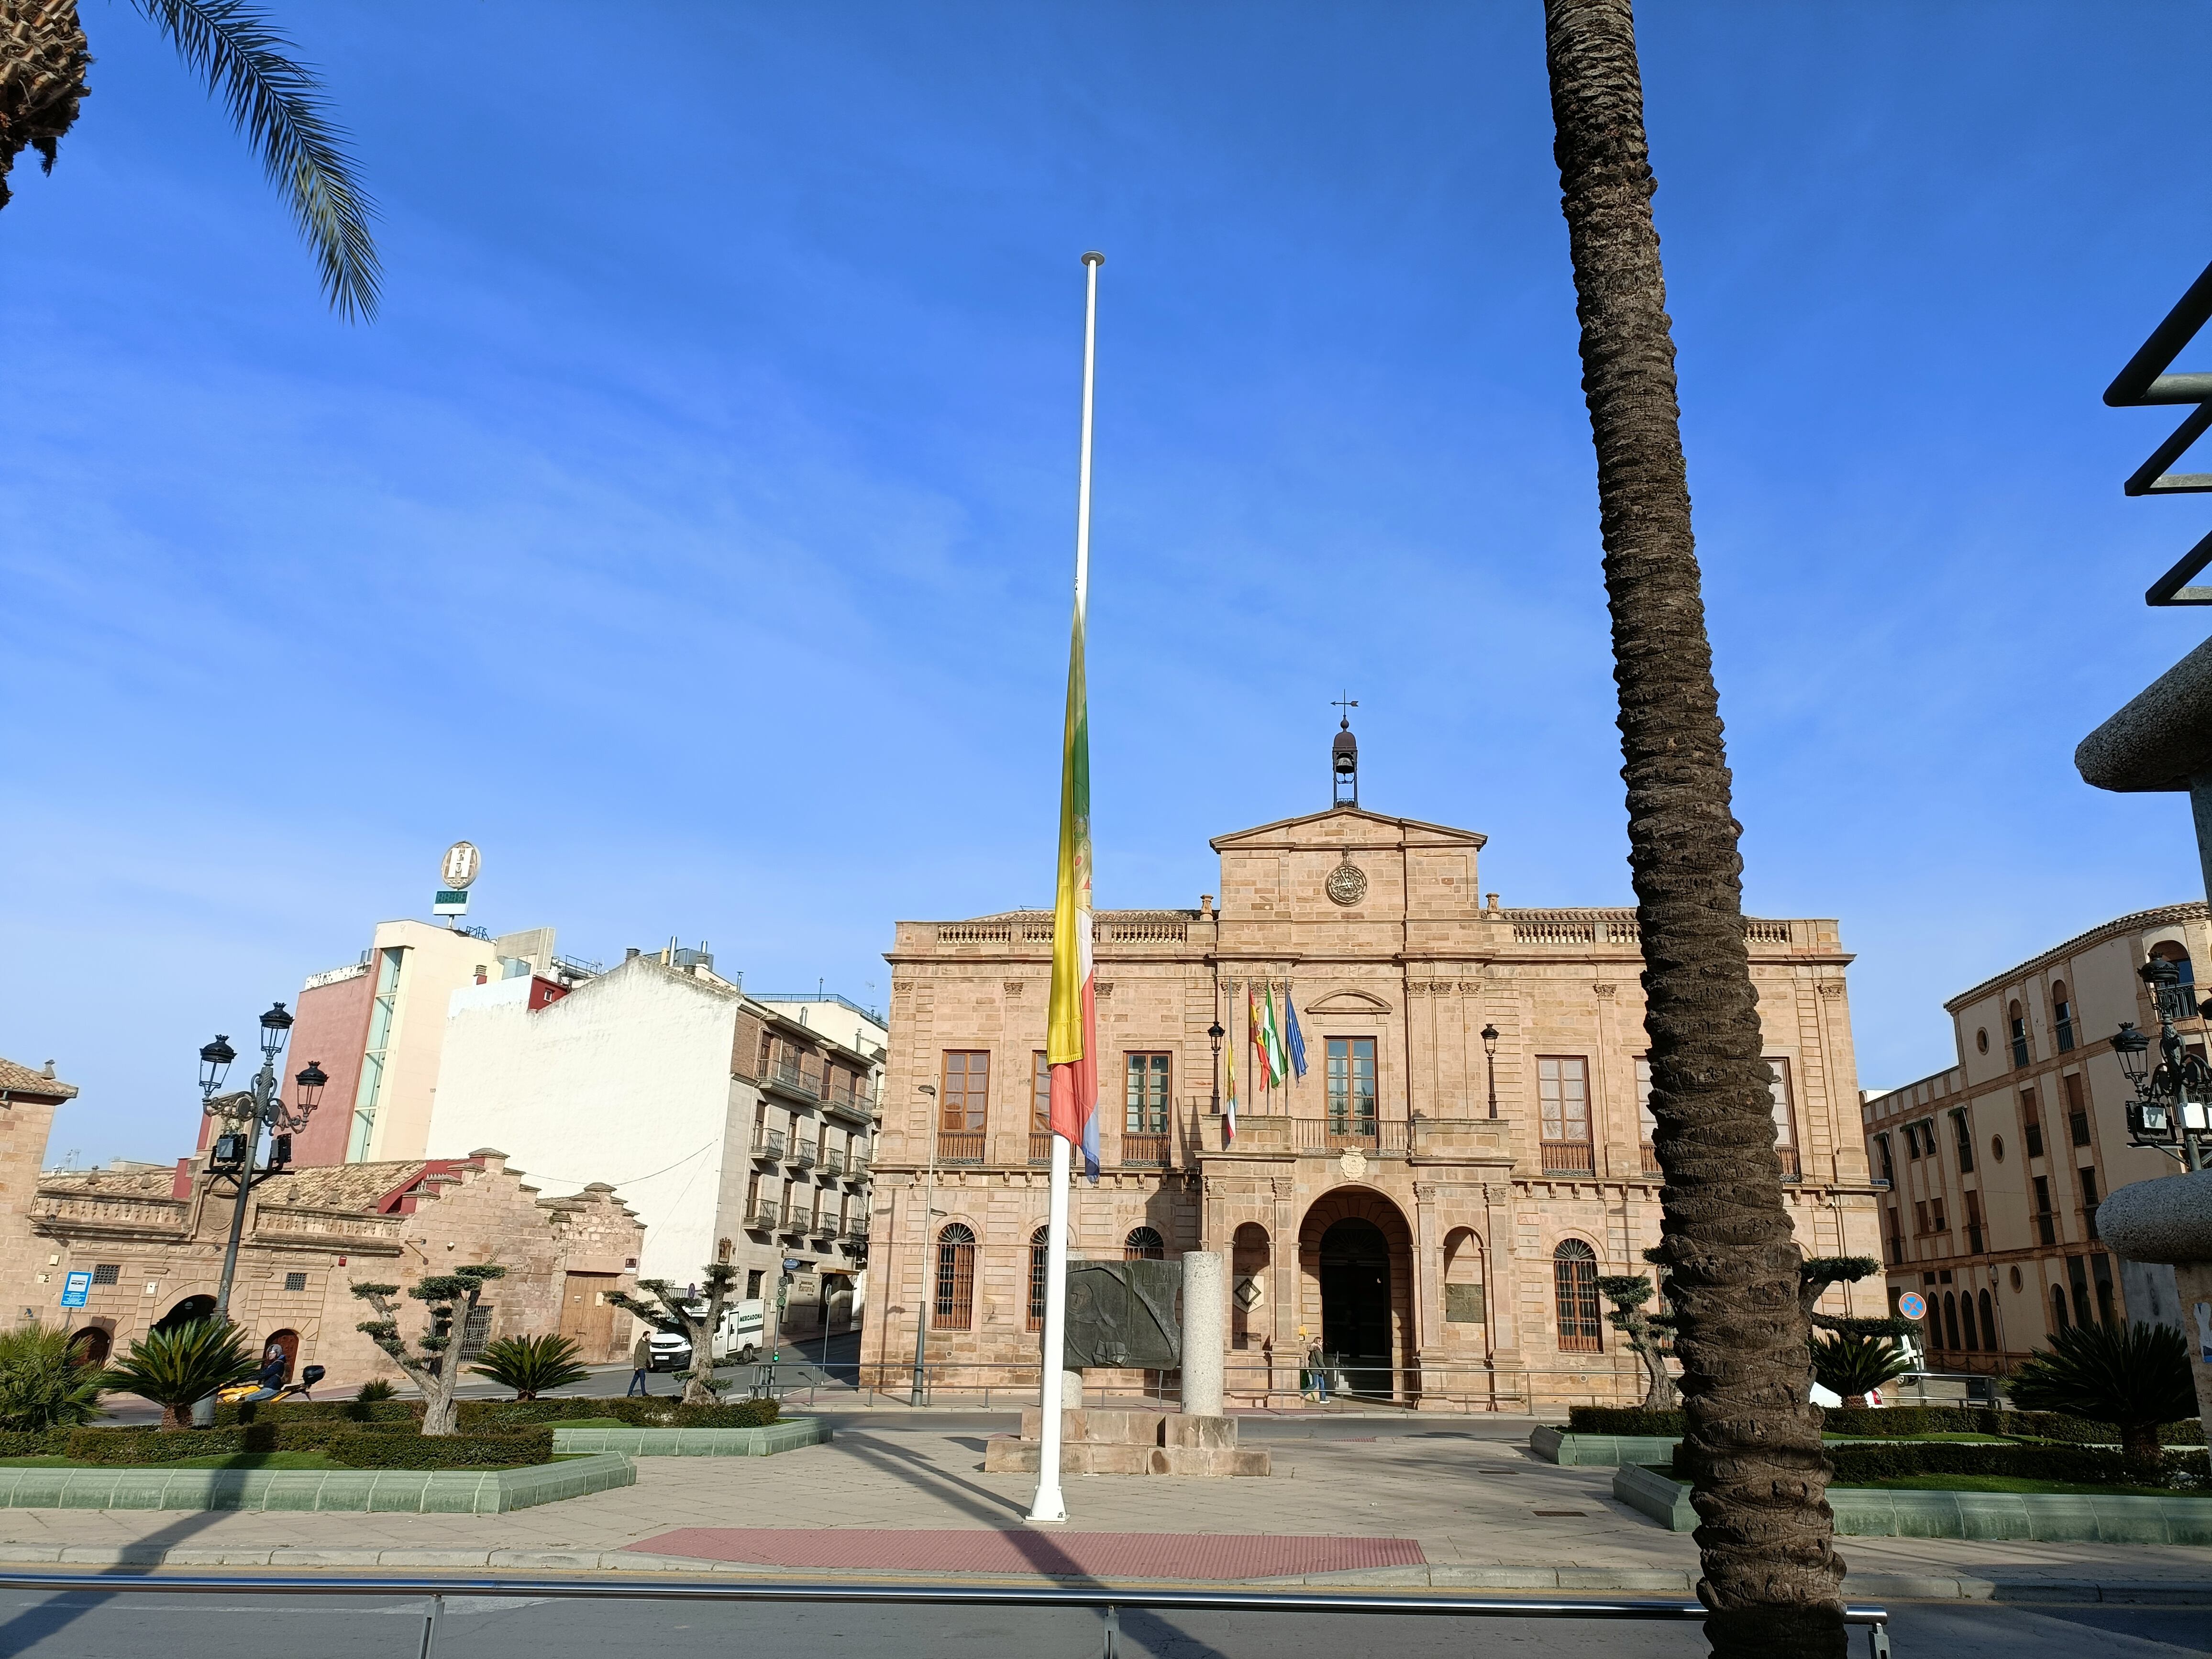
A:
<box><xmin>1211</xmin><ymin>805</ymin><xmax>1484</xmax><ymax>852</ymax></box>
<box><xmin>1304</xmin><ymin>987</ymin><xmax>1394</xmax><ymax>1015</ymax></box>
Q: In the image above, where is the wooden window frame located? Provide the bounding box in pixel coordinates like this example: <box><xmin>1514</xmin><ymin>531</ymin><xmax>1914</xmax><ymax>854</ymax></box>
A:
<box><xmin>1325</xmin><ymin>1037</ymin><xmax>1378</xmax><ymax>1132</ymax></box>
<box><xmin>1552</xmin><ymin>1239</ymin><xmax>1602</xmax><ymax>1353</ymax></box>
<box><xmin>1124</xmin><ymin>1052</ymin><xmax>1171</xmax><ymax>1135</ymax></box>
<box><xmin>933</xmin><ymin>1223</ymin><xmax>977</xmax><ymax>1331</ymax></box>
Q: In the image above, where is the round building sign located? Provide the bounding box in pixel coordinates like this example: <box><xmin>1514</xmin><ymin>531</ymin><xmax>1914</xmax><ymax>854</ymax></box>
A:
<box><xmin>441</xmin><ymin>841</ymin><xmax>482</xmax><ymax>890</ymax></box>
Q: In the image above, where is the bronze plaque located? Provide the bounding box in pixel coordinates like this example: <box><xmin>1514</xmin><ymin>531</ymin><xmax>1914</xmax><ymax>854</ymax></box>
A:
<box><xmin>1063</xmin><ymin>1259</ymin><xmax>1182</xmax><ymax>1369</ymax></box>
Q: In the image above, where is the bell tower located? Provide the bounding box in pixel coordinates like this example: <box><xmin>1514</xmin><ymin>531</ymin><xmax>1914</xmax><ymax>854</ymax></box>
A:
<box><xmin>1331</xmin><ymin>696</ymin><xmax>1359</xmax><ymax>807</ymax></box>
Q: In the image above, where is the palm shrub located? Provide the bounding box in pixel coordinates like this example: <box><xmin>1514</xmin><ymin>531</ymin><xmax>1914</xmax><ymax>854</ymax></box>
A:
<box><xmin>0</xmin><ymin>1324</ymin><xmax>107</xmax><ymax>1431</ymax></box>
<box><xmin>468</xmin><ymin>1334</ymin><xmax>589</xmax><ymax>1401</ymax></box>
<box><xmin>101</xmin><ymin>1318</ymin><xmax>256</xmax><ymax>1429</ymax></box>
<box><xmin>354</xmin><ymin>1379</ymin><xmax>396</xmax><ymax>1403</ymax></box>
<box><xmin>2007</xmin><ymin>1320</ymin><xmax>2196</xmax><ymax>1470</ymax></box>
<box><xmin>1810</xmin><ymin>1332</ymin><xmax>1912</xmax><ymax>1410</ymax></box>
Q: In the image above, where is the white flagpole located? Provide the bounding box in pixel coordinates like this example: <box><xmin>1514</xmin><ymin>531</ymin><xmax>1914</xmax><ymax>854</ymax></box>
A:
<box><xmin>1030</xmin><ymin>249</ymin><xmax>1103</xmax><ymax>1527</ymax></box>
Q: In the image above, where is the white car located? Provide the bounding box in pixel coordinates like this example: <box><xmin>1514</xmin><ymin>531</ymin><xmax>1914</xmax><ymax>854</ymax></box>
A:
<box><xmin>646</xmin><ymin>1298</ymin><xmax>767</xmax><ymax>1371</ymax></box>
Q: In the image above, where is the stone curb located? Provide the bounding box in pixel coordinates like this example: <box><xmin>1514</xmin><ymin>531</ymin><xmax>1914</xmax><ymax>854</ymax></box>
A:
<box><xmin>0</xmin><ymin>1545</ymin><xmax>2201</xmax><ymax>1603</ymax></box>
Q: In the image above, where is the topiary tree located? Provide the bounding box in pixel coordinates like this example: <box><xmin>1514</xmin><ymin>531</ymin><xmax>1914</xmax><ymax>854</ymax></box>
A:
<box><xmin>608</xmin><ymin>1261</ymin><xmax>739</xmax><ymax>1407</ymax></box>
<box><xmin>1809</xmin><ymin>1331</ymin><xmax>1913</xmax><ymax>1410</ymax></box>
<box><xmin>467</xmin><ymin>1333</ymin><xmax>589</xmax><ymax>1401</ymax></box>
<box><xmin>351</xmin><ymin>1264</ymin><xmax>505</xmax><ymax>1436</ymax></box>
<box><xmin>1796</xmin><ymin>1256</ymin><xmax>1917</xmax><ymax>1409</ymax></box>
<box><xmin>2006</xmin><ymin>1320</ymin><xmax>2196</xmax><ymax>1471</ymax></box>
<box><xmin>0</xmin><ymin>1324</ymin><xmax>109</xmax><ymax>1431</ymax></box>
<box><xmin>1597</xmin><ymin>1272</ymin><xmax>1677</xmax><ymax>1409</ymax></box>
<box><xmin>100</xmin><ymin>1318</ymin><xmax>256</xmax><ymax>1429</ymax></box>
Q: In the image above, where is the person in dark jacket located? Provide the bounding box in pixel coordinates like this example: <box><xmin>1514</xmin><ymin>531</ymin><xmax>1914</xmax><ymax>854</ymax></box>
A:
<box><xmin>629</xmin><ymin>1332</ymin><xmax>653</xmax><ymax>1396</ymax></box>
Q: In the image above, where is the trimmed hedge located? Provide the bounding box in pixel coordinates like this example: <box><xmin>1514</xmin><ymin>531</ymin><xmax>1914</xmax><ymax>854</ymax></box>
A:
<box><xmin>219</xmin><ymin>1399</ymin><xmax>419</xmax><ymax>1427</ymax></box>
<box><xmin>0</xmin><ymin>1430</ymin><xmax>73</xmax><ymax>1458</ymax></box>
<box><xmin>1571</xmin><ymin>1402</ymin><xmax>2206</xmax><ymax>1446</ymax></box>
<box><xmin>1669</xmin><ymin>1439</ymin><xmax>2211</xmax><ymax>1489</ymax></box>
<box><xmin>457</xmin><ymin>1396</ymin><xmax>780</xmax><ymax>1430</ymax></box>
<box><xmin>1566</xmin><ymin>1407</ymin><xmax>1684</xmax><ymax>1436</ymax></box>
<box><xmin>64</xmin><ymin>1422</ymin><xmax>554</xmax><ymax>1469</ymax></box>
<box><xmin>326</xmin><ymin>1428</ymin><xmax>553</xmax><ymax>1469</ymax></box>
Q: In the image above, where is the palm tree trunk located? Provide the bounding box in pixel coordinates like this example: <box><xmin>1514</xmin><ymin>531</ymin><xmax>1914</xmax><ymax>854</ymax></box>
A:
<box><xmin>0</xmin><ymin>0</ymin><xmax>92</xmax><ymax>210</ymax></box>
<box><xmin>1541</xmin><ymin>3</ymin><xmax>1843</xmax><ymax>1653</ymax></box>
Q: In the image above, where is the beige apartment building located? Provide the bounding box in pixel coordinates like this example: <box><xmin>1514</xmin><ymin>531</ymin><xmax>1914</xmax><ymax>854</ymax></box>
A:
<box><xmin>864</xmin><ymin>741</ymin><xmax>1884</xmax><ymax>1411</ymax></box>
<box><xmin>1861</xmin><ymin>902</ymin><xmax>2212</xmax><ymax>1374</ymax></box>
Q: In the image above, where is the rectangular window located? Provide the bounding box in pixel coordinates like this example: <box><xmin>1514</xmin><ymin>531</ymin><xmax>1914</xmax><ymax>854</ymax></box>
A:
<box><xmin>1884</xmin><ymin>1206</ymin><xmax>1904</xmax><ymax>1263</ymax></box>
<box><xmin>1124</xmin><ymin>1053</ymin><xmax>1170</xmax><ymax>1134</ymax></box>
<box><xmin>2034</xmin><ymin>1175</ymin><xmax>2057</xmax><ymax>1247</ymax></box>
<box><xmin>1767</xmin><ymin>1058</ymin><xmax>1799</xmax><ymax>1178</ymax></box>
<box><xmin>2054</xmin><ymin>991</ymin><xmax>2076</xmax><ymax>1053</ymax></box>
<box><xmin>2063</xmin><ymin>1072</ymin><xmax>2091</xmax><ymax>1147</ymax></box>
<box><xmin>1538</xmin><ymin>1056</ymin><xmax>1591</xmax><ymax>1143</ymax></box>
<box><xmin>1874</xmin><ymin>1133</ymin><xmax>1894</xmax><ymax>1184</ymax></box>
<box><xmin>459</xmin><ymin>1305</ymin><xmax>493</xmax><ymax>1360</ymax></box>
<box><xmin>348</xmin><ymin>945</ymin><xmax>406</xmax><ymax>1161</ymax></box>
<box><xmin>1951</xmin><ymin>1110</ymin><xmax>1974</xmax><ymax>1174</ymax></box>
<box><xmin>1929</xmin><ymin>1197</ymin><xmax>1947</xmax><ymax>1233</ymax></box>
<box><xmin>1964</xmin><ymin>1191</ymin><xmax>1985</xmax><ymax>1255</ymax></box>
<box><xmin>91</xmin><ymin>1263</ymin><xmax>119</xmax><ymax>1285</ymax></box>
<box><xmin>1914</xmin><ymin>1200</ymin><xmax>1930</xmax><ymax>1234</ymax></box>
<box><xmin>2021</xmin><ymin>1089</ymin><xmax>2044</xmax><ymax>1159</ymax></box>
<box><xmin>939</xmin><ymin>1050</ymin><xmax>988</xmax><ymax>1139</ymax></box>
<box><xmin>2068</xmin><ymin>1255</ymin><xmax>2093</xmax><ymax>1328</ymax></box>
<box><xmin>1030</xmin><ymin>1051</ymin><xmax>1051</xmax><ymax>1132</ymax></box>
<box><xmin>2081</xmin><ymin>1166</ymin><xmax>2101</xmax><ymax>1239</ymax></box>
<box><xmin>2010</xmin><ymin>1012</ymin><xmax>2032</xmax><ymax>1069</ymax></box>
<box><xmin>745</xmin><ymin>1270</ymin><xmax>763</xmax><ymax>1299</ymax></box>
<box><xmin>283</xmin><ymin>1271</ymin><xmax>308</xmax><ymax>1292</ymax></box>
<box><xmin>1325</xmin><ymin>1038</ymin><xmax>1378</xmax><ymax>1132</ymax></box>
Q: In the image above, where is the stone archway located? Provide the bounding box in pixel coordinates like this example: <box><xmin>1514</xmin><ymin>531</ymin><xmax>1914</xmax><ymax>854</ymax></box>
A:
<box><xmin>1298</xmin><ymin>1187</ymin><xmax>1416</xmax><ymax>1401</ymax></box>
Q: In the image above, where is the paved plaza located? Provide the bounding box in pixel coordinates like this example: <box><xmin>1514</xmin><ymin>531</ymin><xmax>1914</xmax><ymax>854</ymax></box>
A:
<box><xmin>0</xmin><ymin>1415</ymin><xmax>2204</xmax><ymax>1597</ymax></box>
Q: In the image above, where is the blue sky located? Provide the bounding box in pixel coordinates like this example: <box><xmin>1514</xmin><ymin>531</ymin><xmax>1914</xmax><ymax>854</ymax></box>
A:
<box><xmin>4</xmin><ymin>1</ymin><xmax>2208</xmax><ymax>1167</ymax></box>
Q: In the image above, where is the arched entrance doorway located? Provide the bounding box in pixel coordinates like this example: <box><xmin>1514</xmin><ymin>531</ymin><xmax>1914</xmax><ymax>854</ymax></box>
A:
<box><xmin>1320</xmin><ymin>1220</ymin><xmax>1390</xmax><ymax>1392</ymax></box>
<box><xmin>260</xmin><ymin>1329</ymin><xmax>300</xmax><ymax>1383</ymax></box>
<box><xmin>1298</xmin><ymin>1187</ymin><xmax>1415</xmax><ymax>1402</ymax></box>
<box><xmin>66</xmin><ymin>1327</ymin><xmax>111</xmax><ymax>1368</ymax></box>
<box><xmin>153</xmin><ymin>1294</ymin><xmax>217</xmax><ymax>1335</ymax></box>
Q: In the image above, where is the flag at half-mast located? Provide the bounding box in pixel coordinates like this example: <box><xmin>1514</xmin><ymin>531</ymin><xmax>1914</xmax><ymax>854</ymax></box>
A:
<box><xmin>1046</xmin><ymin>603</ymin><xmax>1101</xmax><ymax>1183</ymax></box>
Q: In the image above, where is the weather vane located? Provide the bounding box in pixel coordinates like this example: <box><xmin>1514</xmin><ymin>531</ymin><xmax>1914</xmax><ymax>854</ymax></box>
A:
<box><xmin>1332</xmin><ymin>692</ymin><xmax>1358</xmax><ymax>729</ymax></box>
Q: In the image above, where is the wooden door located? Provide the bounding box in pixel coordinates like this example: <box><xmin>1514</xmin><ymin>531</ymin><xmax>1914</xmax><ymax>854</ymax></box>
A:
<box><xmin>560</xmin><ymin>1272</ymin><xmax>619</xmax><ymax>1360</ymax></box>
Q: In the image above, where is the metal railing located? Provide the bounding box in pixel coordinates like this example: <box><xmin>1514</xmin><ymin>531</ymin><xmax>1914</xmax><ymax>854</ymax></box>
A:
<box><xmin>936</xmin><ymin>1131</ymin><xmax>985</xmax><ymax>1164</ymax></box>
<box><xmin>747</xmin><ymin>1201</ymin><xmax>782</xmax><ymax>1230</ymax></box>
<box><xmin>0</xmin><ymin>1570</ymin><xmax>1891</xmax><ymax>1659</ymax></box>
<box><xmin>752</xmin><ymin>1127</ymin><xmax>786</xmax><ymax>1159</ymax></box>
<box><xmin>819</xmin><ymin>1148</ymin><xmax>846</xmax><ymax>1177</ymax></box>
<box><xmin>770</xmin><ymin>1059</ymin><xmax>822</xmax><ymax>1102</ymax></box>
<box><xmin>1539</xmin><ymin>1140</ymin><xmax>1595</xmax><ymax>1174</ymax></box>
<box><xmin>1029</xmin><ymin>1130</ymin><xmax>1056</xmax><ymax>1164</ymax></box>
<box><xmin>1776</xmin><ymin>1144</ymin><xmax>1802</xmax><ymax>1181</ymax></box>
<box><xmin>792</xmin><ymin>1139</ymin><xmax>819</xmax><ymax>1168</ymax></box>
<box><xmin>1120</xmin><ymin>1132</ymin><xmax>1170</xmax><ymax>1168</ymax></box>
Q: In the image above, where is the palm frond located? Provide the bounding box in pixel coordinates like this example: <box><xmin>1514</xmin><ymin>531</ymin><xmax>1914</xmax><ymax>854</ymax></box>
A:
<box><xmin>127</xmin><ymin>0</ymin><xmax>380</xmax><ymax>321</ymax></box>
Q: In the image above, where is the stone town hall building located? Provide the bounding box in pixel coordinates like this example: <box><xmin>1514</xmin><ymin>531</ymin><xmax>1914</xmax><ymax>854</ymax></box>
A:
<box><xmin>863</xmin><ymin>738</ymin><xmax>1885</xmax><ymax>1410</ymax></box>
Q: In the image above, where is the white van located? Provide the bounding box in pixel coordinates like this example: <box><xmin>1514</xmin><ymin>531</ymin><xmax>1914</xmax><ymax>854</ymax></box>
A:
<box><xmin>646</xmin><ymin>1298</ymin><xmax>767</xmax><ymax>1371</ymax></box>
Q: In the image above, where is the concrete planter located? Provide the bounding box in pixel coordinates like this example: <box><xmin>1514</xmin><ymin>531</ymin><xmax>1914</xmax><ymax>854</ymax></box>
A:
<box><xmin>549</xmin><ymin>1419</ymin><xmax>830</xmax><ymax>1457</ymax></box>
<box><xmin>1531</xmin><ymin>1427</ymin><xmax>1681</xmax><ymax>1467</ymax></box>
<box><xmin>1612</xmin><ymin>1465</ymin><xmax>2212</xmax><ymax>1544</ymax></box>
<box><xmin>0</xmin><ymin>1453</ymin><xmax>634</xmax><ymax>1515</ymax></box>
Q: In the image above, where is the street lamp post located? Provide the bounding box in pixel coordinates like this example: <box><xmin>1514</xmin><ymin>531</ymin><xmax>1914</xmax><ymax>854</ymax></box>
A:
<box><xmin>1207</xmin><ymin>1020</ymin><xmax>1224</xmax><ymax>1116</ymax></box>
<box><xmin>1480</xmin><ymin>1025</ymin><xmax>1500</xmax><ymax>1120</ymax></box>
<box><xmin>2116</xmin><ymin>958</ymin><xmax>2212</xmax><ymax>1171</ymax></box>
<box><xmin>192</xmin><ymin>1004</ymin><xmax>326</xmax><ymax>1424</ymax></box>
<box><xmin>911</xmin><ymin>1083</ymin><xmax>940</xmax><ymax>1406</ymax></box>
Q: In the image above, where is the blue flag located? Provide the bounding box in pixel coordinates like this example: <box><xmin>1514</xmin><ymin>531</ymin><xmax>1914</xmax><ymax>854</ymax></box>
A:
<box><xmin>1283</xmin><ymin>983</ymin><xmax>1308</xmax><ymax>1079</ymax></box>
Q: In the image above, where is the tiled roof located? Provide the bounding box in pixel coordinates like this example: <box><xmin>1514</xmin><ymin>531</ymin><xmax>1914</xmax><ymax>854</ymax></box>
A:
<box><xmin>262</xmin><ymin>1161</ymin><xmax>436</xmax><ymax>1213</ymax></box>
<box><xmin>38</xmin><ymin>1168</ymin><xmax>171</xmax><ymax>1198</ymax></box>
<box><xmin>0</xmin><ymin>1058</ymin><xmax>78</xmax><ymax>1100</ymax></box>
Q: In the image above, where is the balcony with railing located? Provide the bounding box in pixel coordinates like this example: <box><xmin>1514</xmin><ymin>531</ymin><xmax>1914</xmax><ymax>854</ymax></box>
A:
<box><xmin>751</xmin><ymin>1127</ymin><xmax>786</xmax><ymax>1161</ymax></box>
<box><xmin>823</xmin><ymin>1084</ymin><xmax>877</xmax><ymax>1125</ymax></box>
<box><xmin>818</xmin><ymin>1147</ymin><xmax>846</xmax><ymax>1178</ymax></box>
<box><xmin>1295</xmin><ymin>1118</ymin><xmax>1407</xmax><ymax>1157</ymax></box>
<box><xmin>747</xmin><ymin>1200</ymin><xmax>781</xmax><ymax>1231</ymax></box>
<box><xmin>935</xmin><ymin>1132</ymin><xmax>985</xmax><ymax>1165</ymax></box>
<box><xmin>1640</xmin><ymin>1143</ymin><xmax>1662</xmax><ymax>1177</ymax></box>
<box><xmin>1121</xmin><ymin>1132</ymin><xmax>1171</xmax><ymax>1168</ymax></box>
<box><xmin>1775</xmin><ymin>1145</ymin><xmax>1802</xmax><ymax>1182</ymax></box>
<box><xmin>845</xmin><ymin>1217</ymin><xmax>871</xmax><ymax>1242</ymax></box>
<box><xmin>1029</xmin><ymin>1131</ymin><xmax>1055</xmax><ymax>1165</ymax></box>
<box><xmin>1540</xmin><ymin>1139</ymin><xmax>1595</xmax><ymax>1175</ymax></box>
<box><xmin>2035</xmin><ymin>1210</ymin><xmax>2057</xmax><ymax>1247</ymax></box>
<box><xmin>765</xmin><ymin>1056</ymin><xmax>822</xmax><ymax>1105</ymax></box>
<box><xmin>847</xmin><ymin>1149</ymin><xmax>871</xmax><ymax>1180</ymax></box>
<box><xmin>791</xmin><ymin>1139</ymin><xmax>818</xmax><ymax>1169</ymax></box>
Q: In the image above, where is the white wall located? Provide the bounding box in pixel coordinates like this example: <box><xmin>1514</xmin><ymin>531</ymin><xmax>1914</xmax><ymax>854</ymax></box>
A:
<box><xmin>425</xmin><ymin>957</ymin><xmax>738</xmax><ymax>1283</ymax></box>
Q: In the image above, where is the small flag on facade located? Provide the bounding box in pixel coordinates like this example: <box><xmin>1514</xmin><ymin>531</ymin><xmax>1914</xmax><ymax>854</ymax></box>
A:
<box><xmin>1284</xmin><ymin>982</ymin><xmax>1308</xmax><ymax>1080</ymax></box>
<box><xmin>1223</xmin><ymin>1010</ymin><xmax>1238</xmax><ymax>1145</ymax></box>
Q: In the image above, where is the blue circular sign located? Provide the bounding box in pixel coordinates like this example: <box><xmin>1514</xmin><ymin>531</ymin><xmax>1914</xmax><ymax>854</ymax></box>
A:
<box><xmin>1897</xmin><ymin>1292</ymin><xmax>1927</xmax><ymax>1321</ymax></box>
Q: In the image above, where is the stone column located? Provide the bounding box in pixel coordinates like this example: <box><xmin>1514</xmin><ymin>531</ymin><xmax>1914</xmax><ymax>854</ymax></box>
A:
<box><xmin>1182</xmin><ymin>1250</ymin><xmax>1226</xmax><ymax>1416</ymax></box>
<box><xmin>2098</xmin><ymin>1171</ymin><xmax>2212</xmax><ymax>1447</ymax></box>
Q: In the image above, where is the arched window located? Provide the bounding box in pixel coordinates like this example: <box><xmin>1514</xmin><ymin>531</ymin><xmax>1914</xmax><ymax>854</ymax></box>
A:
<box><xmin>2052</xmin><ymin>982</ymin><xmax>2075</xmax><ymax>1053</ymax></box>
<box><xmin>2007</xmin><ymin>1001</ymin><xmax>2030</xmax><ymax>1068</ymax></box>
<box><xmin>2152</xmin><ymin>940</ymin><xmax>2196</xmax><ymax>986</ymax></box>
<box><xmin>1978</xmin><ymin>1290</ymin><xmax>1997</xmax><ymax>1353</ymax></box>
<box><xmin>1959</xmin><ymin>1290</ymin><xmax>1978</xmax><ymax>1352</ymax></box>
<box><xmin>1553</xmin><ymin>1240</ymin><xmax>1602</xmax><ymax>1353</ymax></box>
<box><xmin>1027</xmin><ymin>1226</ymin><xmax>1049</xmax><ymax>1332</ymax></box>
<box><xmin>933</xmin><ymin>1223</ymin><xmax>976</xmax><ymax>1330</ymax></box>
<box><xmin>1123</xmin><ymin>1226</ymin><xmax>1165</xmax><ymax>1261</ymax></box>
<box><xmin>1942</xmin><ymin>1292</ymin><xmax>1961</xmax><ymax>1352</ymax></box>
<box><xmin>2051</xmin><ymin>1284</ymin><xmax>2069</xmax><ymax>1332</ymax></box>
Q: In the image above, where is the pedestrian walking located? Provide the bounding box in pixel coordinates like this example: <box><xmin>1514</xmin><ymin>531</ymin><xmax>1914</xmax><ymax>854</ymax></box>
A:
<box><xmin>628</xmin><ymin>1331</ymin><xmax>652</xmax><ymax>1397</ymax></box>
<box><xmin>1305</xmin><ymin>1338</ymin><xmax>1329</xmax><ymax>1405</ymax></box>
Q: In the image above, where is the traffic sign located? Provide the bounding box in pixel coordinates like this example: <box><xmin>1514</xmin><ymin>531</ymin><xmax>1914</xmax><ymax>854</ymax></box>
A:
<box><xmin>1896</xmin><ymin>1291</ymin><xmax>1926</xmax><ymax>1321</ymax></box>
<box><xmin>59</xmin><ymin>1271</ymin><xmax>91</xmax><ymax>1309</ymax></box>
